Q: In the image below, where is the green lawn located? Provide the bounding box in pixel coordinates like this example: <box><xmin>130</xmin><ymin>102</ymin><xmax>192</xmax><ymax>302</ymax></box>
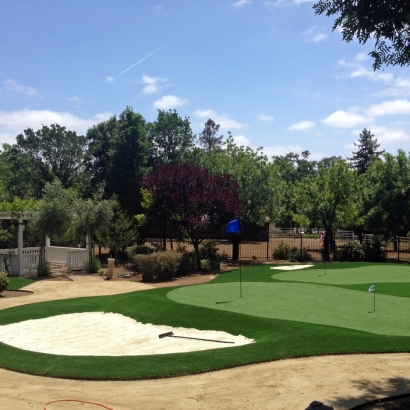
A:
<box><xmin>0</xmin><ymin>262</ymin><xmax>409</xmax><ymax>380</ymax></box>
<box><xmin>6</xmin><ymin>277</ymin><xmax>34</xmax><ymax>291</ymax></box>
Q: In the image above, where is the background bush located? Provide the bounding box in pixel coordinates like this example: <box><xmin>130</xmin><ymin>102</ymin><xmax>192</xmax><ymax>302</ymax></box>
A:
<box><xmin>199</xmin><ymin>239</ymin><xmax>221</xmax><ymax>270</ymax></box>
<box><xmin>288</xmin><ymin>248</ymin><xmax>313</xmax><ymax>262</ymax></box>
<box><xmin>0</xmin><ymin>271</ymin><xmax>9</xmax><ymax>292</ymax></box>
<box><xmin>273</xmin><ymin>241</ymin><xmax>292</xmax><ymax>260</ymax></box>
<box><xmin>36</xmin><ymin>260</ymin><xmax>51</xmax><ymax>277</ymax></box>
<box><xmin>334</xmin><ymin>240</ymin><xmax>365</xmax><ymax>262</ymax></box>
<box><xmin>136</xmin><ymin>251</ymin><xmax>181</xmax><ymax>282</ymax></box>
<box><xmin>176</xmin><ymin>250</ymin><xmax>197</xmax><ymax>276</ymax></box>
<box><xmin>83</xmin><ymin>255</ymin><xmax>101</xmax><ymax>273</ymax></box>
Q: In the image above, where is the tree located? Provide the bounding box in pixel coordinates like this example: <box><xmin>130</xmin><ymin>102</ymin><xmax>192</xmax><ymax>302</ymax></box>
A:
<box><xmin>85</xmin><ymin>107</ymin><xmax>150</xmax><ymax>215</ymax></box>
<box><xmin>313</xmin><ymin>0</ymin><xmax>410</xmax><ymax>70</ymax></box>
<box><xmin>294</xmin><ymin>159</ymin><xmax>358</xmax><ymax>260</ymax></box>
<box><xmin>197</xmin><ymin>119</ymin><xmax>224</xmax><ymax>153</ymax></box>
<box><xmin>141</xmin><ymin>163</ymin><xmax>244</xmax><ymax>268</ymax></box>
<box><xmin>3</xmin><ymin>125</ymin><xmax>87</xmax><ymax>197</ymax></box>
<box><xmin>362</xmin><ymin>150</ymin><xmax>410</xmax><ymax>238</ymax></box>
<box><xmin>348</xmin><ymin>128</ymin><xmax>384</xmax><ymax>174</ymax></box>
<box><xmin>147</xmin><ymin>109</ymin><xmax>195</xmax><ymax>165</ymax></box>
<box><xmin>33</xmin><ymin>180</ymin><xmax>74</xmax><ymax>275</ymax></box>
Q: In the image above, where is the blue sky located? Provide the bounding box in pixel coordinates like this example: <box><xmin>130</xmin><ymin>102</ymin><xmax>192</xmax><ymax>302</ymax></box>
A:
<box><xmin>2</xmin><ymin>0</ymin><xmax>410</xmax><ymax>160</ymax></box>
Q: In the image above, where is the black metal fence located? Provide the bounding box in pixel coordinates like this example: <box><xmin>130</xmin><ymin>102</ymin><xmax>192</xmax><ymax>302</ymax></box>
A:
<box><xmin>145</xmin><ymin>232</ymin><xmax>410</xmax><ymax>263</ymax></box>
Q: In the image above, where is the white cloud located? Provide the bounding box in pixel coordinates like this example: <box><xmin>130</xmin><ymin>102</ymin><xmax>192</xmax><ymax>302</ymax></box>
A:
<box><xmin>366</xmin><ymin>99</ymin><xmax>410</xmax><ymax>117</ymax></box>
<box><xmin>193</xmin><ymin>109</ymin><xmax>244</xmax><ymax>130</ymax></box>
<box><xmin>67</xmin><ymin>96</ymin><xmax>88</xmax><ymax>104</ymax></box>
<box><xmin>323</xmin><ymin>110</ymin><xmax>372</xmax><ymax>128</ymax></box>
<box><xmin>257</xmin><ymin>114</ymin><xmax>275</xmax><ymax>121</ymax></box>
<box><xmin>142</xmin><ymin>75</ymin><xmax>168</xmax><ymax>94</ymax></box>
<box><xmin>232</xmin><ymin>135</ymin><xmax>251</xmax><ymax>146</ymax></box>
<box><xmin>232</xmin><ymin>0</ymin><xmax>252</xmax><ymax>7</ymax></box>
<box><xmin>4</xmin><ymin>79</ymin><xmax>42</xmax><ymax>97</ymax></box>
<box><xmin>288</xmin><ymin>120</ymin><xmax>315</xmax><ymax>131</ymax></box>
<box><xmin>0</xmin><ymin>109</ymin><xmax>112</xmax><ymax>146</ymax></box>
<box><xmin>262</xmin><ymin>145</ymin><xmax>304</xmax><ymax>158</ymax></box>
<box><xmin>153</xmin><ymin>95</ymin><xmax>187</xmax><ymax>110</ymax></box>
<box><xmin>105</xmin><ymin>76</ymin><xmax>115</xmax><ymax>82</ymax></box>
<box><xmin>302</xmin><ymin>26</ymin><xmax>328</xmax><ymax>43</ymax></box>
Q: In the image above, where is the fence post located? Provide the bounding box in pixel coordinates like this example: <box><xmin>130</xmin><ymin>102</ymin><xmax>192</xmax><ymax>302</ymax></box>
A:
<box><xmin>398</xmin><ymin>236</ymin><xmax>400</xmax><ymax>262</ymax></box>
<box><xmin>266</xmin><ymin>235</ymin><xmax>269</xmax><ymax>261</ymax></box>
<box><xmin>300</xmin><ymin>234</ymin><xmax>302</xmax><ymax>253</ymax></box>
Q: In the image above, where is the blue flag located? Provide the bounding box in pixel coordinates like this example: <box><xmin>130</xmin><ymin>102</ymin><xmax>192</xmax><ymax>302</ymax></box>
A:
<box><xmin>226</xmin><ymin>219</ymin><xmax>240</xmax><ymax>234</ymax></box>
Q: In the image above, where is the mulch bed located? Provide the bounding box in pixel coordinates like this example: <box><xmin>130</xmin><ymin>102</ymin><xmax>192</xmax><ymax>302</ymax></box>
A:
<box><xmin>0</xmin><ymin>290</ymin><xmax>33</xmax><ymax>298</ymax></box>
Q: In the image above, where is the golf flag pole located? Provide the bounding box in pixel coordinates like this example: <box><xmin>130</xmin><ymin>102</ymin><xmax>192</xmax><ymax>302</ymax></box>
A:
<box><xmin>226</xmin><ymin>219</ymin><xmax>241</xmax><ymax>298</ymax></box>
<box><xmin>369</xmin><ymin>284</ymin><xmax>376</xmax><ymax>312</ymax></box>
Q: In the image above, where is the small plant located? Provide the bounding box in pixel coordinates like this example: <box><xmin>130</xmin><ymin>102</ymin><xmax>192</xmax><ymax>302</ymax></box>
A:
<box><xmin>288</xmin><ymin>248</ymin><xmax>313</xmax><ymax>262</ymax></box>
<box><xmin>83</xmin><ymin>255</ymin><xmax>101</xmax><ymax>273</ymax></box>
<box><xmin>199</xmin><ymin>239</ymin><xmax>221</xmax><ymax>270</ymax></box>
<box><xmin>0</xmin><ymin>271</ymin><xmax>9</xmax><ymax>293</ymax></box>
<box><xmin>136</xmin><ymin>251</ymin><xmax>181</xmax><ymax>282</ymax></box>
<box><xmin>99</xmin><ymin>270</ymin><xmax>106</xmax><ymax>276</ymax></box>
<box><xmin>273</xmin><ymin>241</ymin><xmax>292</xmax><ymax>260</ymax></box>
<box><xmin>37</xmin><ymin>261</ymin><xmax>51</xmax><ymax>277</ymax></box>
<box><xmin>200</xmin><ymin>259</ymin><xmax>212</xmax><ymax>271</ymax></box>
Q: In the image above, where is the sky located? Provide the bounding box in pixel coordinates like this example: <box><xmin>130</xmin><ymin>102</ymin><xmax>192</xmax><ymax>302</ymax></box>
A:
<box><xmin>2</xmin><ymin>0</ymin><xmax>410</xmax><ymax>161</ymax></box>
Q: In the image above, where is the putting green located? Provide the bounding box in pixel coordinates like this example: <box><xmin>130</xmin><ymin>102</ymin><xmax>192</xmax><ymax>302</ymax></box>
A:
<box><xmin>168</xmin><ymin>282</ymin><xmax>410</xmax><ymax>336</ymax></box>
<box><xmin>272</xmin><ymin>264</ymin><xmax>410</xmax><ymax>285</ymax></box>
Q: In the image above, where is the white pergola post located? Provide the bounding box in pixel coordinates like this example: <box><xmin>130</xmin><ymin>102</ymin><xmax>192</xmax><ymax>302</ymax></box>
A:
<box><xmin>18</xmin><ymin>220</ymin><xmax>24</xmax><ymax>276</ymax></box>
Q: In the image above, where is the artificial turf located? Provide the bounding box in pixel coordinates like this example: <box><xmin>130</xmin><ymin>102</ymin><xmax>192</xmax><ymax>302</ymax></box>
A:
<box><xmin>5</xmin><ymin>277</ymin><xmax>34</xmax><ymax>291</ymax></box>
<box><xmin>0</xmin><ymin>262</ymin><xmax>409</xmax><ymax>380</ymax></box>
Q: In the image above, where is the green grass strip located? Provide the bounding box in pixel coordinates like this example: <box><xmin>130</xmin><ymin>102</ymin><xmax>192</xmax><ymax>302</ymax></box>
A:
<box><xmin>272</xmin><ymin>264</ymin><xmax>410</xmax><ymax>285</ymax></box>
<box><xmin>168</xmin><ymin>282</ymin><xmax>410</xmax><ymax>336</ymax></box>
<box><xmin>5</xmin><ymin>277</ymin><xmax>34</xmax><ymax>291</ymax></box>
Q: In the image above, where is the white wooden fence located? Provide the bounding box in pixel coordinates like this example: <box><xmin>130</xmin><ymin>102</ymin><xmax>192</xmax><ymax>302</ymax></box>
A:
<box><xmin>0</xmin><ymin>246</ymin><xmax>88</xmax><ymax>275</ymax></box>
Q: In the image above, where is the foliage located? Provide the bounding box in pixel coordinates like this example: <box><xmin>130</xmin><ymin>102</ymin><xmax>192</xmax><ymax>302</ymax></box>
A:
<box><xmin>141</xmin><ymin>162</ymin><xmax>244</xmax><ymax>268</ymax></box>
<box><xmin>348</xmin><ymin>128</ymin><xmax>384</xmax><ymax>175</ymax></box>
<box><xmin>176</xmin><ymin>251</ymin><xmax>197</xmax><ymax>276</ymax></box>
<box><xmin>1</xmin><ymin>125</ymin><xmax>86</xmax><ymax>198</ymax></box>
<box><xmin>147</xmin><ymin>109</ymin><xmax>194</xmax><ymax>165</ymax></box>
<box><xmin>36</xmin><ymin>260</ymin><xmax>51</xmax><ymax>277</ymax></box>
<box><xmin>288</xmin><ymin>248</ymin><xmax>313</xmax><ymax>262</ymax></box>
<box><xmin>200</xmin><ymin>259</ymin><xmax>212</xmax><ymax>271</ymax></box>
<box><xmin>200</xmin><ymin>137</ymin><xmax>287</xmax><ymax>226</ymax></box>
<box><xmin>363</xmin><ymin>236</ymin><xmax>386</xmax><ymax>262</ymax></box>
<box><xmin>199</xmin><ymin>239</ymin><xmax>221</xmax><ymax>270</ymax></box>
<box><xmin>273</xmin><ymin>241</ymin><xmax>292</xmax><ymax>260</ymax></box>
<box><xmin>85</xmin><ymin>107</ymin><xmax>150</xmax><ymax>215</ymax></box>
<box><xmin>126</xmin><ymin>245</ymin><xmax>153</xmax><ymax>269</ymax></box>
<box><xmin>313</xmin><ymin>0</ymin><xmax>410</xmax><ymax>70</ymax></box>
<box><xmin>0</xmin><ymin>271</ymin><xmax>9</xmax><ymax>292</ymax></box>
<box><xmin>334</xmin><ymin>240</ymin><xmax>365</xmax><ymax>262</ymax></box>
<box><xmin>135</xmin><ymin>251</ymin><xmax>181</xmax><ymax>282</ymax></box>
<box><xmin>362</xmin><ymin>151</ymin><xmax>410</xmax><ymax>237</ymax></box>
<box><xmin>83</xmin><ymin>255</ymin><xmax>101</xmax><ymax>274</ymax></box>
<box><xmin>294</xmin><ymin>158</ymin><xmax>358</xmax><ymax>260</ymax></box>
<box><xmin>197</xmin><ymin>118</ymin><xmax>224</xmax><ymax>153</ymax></box>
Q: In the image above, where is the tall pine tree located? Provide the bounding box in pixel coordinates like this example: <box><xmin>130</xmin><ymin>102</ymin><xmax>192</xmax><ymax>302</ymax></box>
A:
<box><xmin>349</xmin><ymin>128</ymin><xmax>384</xmax><ymax>174</ymax></box>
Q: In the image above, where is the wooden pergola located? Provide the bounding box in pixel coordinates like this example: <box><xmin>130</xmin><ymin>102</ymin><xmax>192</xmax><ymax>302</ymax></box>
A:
<box><xmin>0</xmin><ymin>211</ymin><xmax>40</xmax><ymax>276</ymax></box>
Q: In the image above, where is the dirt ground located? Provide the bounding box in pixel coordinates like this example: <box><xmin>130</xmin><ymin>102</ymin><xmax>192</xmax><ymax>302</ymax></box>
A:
<box><xmin>1</xmin><ymin>266</ymin><xmax>410</xmax><ymax>410</ymax></box>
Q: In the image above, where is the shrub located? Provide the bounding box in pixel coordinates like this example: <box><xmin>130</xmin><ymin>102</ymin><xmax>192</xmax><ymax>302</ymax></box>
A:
<box><xmin>126</xmin><ymin>245</ymin><xmax>153</xmax><ymax>269</ymax></box>
<box><xmin>288</xmin><ymin>248</ymin><xmax>313</xmax><ymax>262</ymax></box>
<box><xmin>136</xmin><ymin>251</ymin><xmax>181</xmax><ymax>282</ymax></box>
<box><xmin>200</xmin><ymin>259</ymin><xmax>211</xmax><ymax>271</ymax></box>
<box><xmin>0</xmin><ymin>271</ymin><xmax>9</xmax><ymax>293</ymax></box>
<box><xmin>334</xmin><ymin>240</ymin><xmax>365</xmax><ymax>262</ymax></box>
<box><xmin>83</xmin><ymin>255</ymin><xmax>101</xmax><ymax>273</ymax></box>
<box><xmin>37</xmin><ymin>261</ymin><xmax>51</xmax><ymax>277</ymax></box>
<box><xmin>176</xmin><ymin>251</ymin><xmax>197</xmax><ymax>276</ymax></box>
<box><xmin>363</xmin><ymin>236</ymin><xmax>386</xmax><ymax>262</ymax></box>
<box><xmin>273</xmin><ymin>241</ymin><xmax>292</xmax><ymax>260</ymax></box>
<box><xmin>199</xmin><ymin>239</ymin><xmax>221</xmax><ymax>270</ymax></box>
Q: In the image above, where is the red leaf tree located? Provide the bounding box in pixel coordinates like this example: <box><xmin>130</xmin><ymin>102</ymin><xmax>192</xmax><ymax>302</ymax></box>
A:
<box><xmin>141</xmin><ymin>162</ymin><xmax>244</xmax><ymax>267</ymax></box>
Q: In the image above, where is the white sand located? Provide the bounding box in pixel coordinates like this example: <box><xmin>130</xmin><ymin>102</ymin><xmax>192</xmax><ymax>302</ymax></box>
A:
<box><xmin>0</xmin><ymin>312</ymin><xmax>253</xmax><ymax>356</ymax></box>
<box><xmin>270</xmin><ymin>265</ymin><xmax>314</xmax><ymax>270</ymax></box>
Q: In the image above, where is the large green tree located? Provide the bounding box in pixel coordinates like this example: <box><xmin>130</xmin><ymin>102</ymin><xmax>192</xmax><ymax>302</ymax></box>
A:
<box><xmin>147</xmin><ymin>109</ymin><xmax>195</xmax><ymax>165</ymax></box>
<box><xmin>313</xmin><ymin>0</ymin><xmax>410</xmax><ymax>70</ymax></box>
<box><xmin>197</xmin><ymin>119</ymin><xmax>224</xmax><ymax>153</ymax></box>
<box><xmin>294</xmin><ymin>158</ymin><xmax>358</xmax><ymax>260</ymax></box>
<box><xmin>85</xmin><ymin>107</ymin><xmax>150</xmax><ymax>215</ymax></box>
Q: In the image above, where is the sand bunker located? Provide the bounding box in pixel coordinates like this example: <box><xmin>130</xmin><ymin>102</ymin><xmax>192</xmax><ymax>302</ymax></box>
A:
<box><xmin>270</xmin><ymin>265</ymin><xmax>314</xmax><ymax>270</ymax></box>
<box><xmin>0</xmin><ymin>312</ymin><xmax>253</xmax><ymax>356</ymax></box>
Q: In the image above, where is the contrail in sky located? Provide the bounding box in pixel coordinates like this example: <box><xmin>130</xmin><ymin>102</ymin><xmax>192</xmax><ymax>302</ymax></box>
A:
<box><xmin>119</xmin><ymin>44</ymin><xmax>166</xmax><ymax>76</ymax></box>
